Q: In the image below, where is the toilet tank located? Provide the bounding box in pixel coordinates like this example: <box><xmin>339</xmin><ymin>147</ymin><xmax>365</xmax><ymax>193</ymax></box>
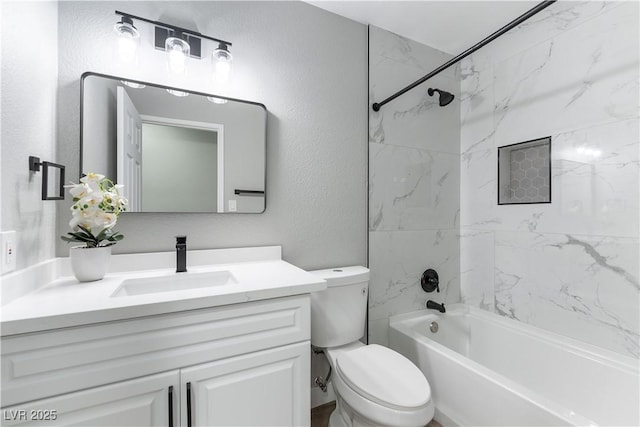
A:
<box><xmin>309</xmin><ymin>266</ymin><xmax>370</xmax><ymax>348</ymax></box>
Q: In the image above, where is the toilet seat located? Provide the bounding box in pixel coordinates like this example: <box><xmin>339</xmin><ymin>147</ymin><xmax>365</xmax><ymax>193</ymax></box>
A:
<box><xmin>327</xmin><ymin>343</ymin><xmax>434</xmax><ymax>427</ymax></box>
<box><xmin>336</xmin><ymin>344</ymin><xmax>431</xmax><ymax>410</ymax></box>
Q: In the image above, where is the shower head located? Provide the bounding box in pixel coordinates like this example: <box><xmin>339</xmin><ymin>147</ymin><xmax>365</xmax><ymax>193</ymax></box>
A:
<box><xmin>428</xmin><ymin>88</ymin><xmax>455</xmax><ymax>107</ymax></box>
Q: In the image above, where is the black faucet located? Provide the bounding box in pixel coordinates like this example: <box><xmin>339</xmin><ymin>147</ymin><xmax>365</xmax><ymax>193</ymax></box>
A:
<box><xmin>426</xmin><ymin>300</ymin><xmax>446</xmax><ymax>313</ymax></box>
<box><xmin>176</xmin><ymin>236</ymin><xmax>187</xmax><ymax>273</ymax></box>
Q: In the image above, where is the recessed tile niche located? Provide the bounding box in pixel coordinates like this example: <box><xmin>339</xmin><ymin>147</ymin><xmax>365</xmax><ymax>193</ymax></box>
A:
<box><xmin>498</xmin><ymin>137</ymin><xmax>551</xmax><ymax>205</ymax></box>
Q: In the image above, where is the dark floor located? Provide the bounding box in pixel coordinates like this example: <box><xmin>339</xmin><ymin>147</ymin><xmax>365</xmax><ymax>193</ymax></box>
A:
<box><xmin>311</xmin><ymin>402</ymin><xmax>335</xmax><ymax>427</ymax></box>
<box><xmin>311</xmin><ymin>401</ymin><xmax>444</xmax><ymax>427</ymax></box>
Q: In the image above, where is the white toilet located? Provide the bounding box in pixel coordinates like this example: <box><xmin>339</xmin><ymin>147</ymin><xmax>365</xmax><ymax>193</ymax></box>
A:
<box><xmin>310</xmin><ymin>266</ymin><xmax>435</xmax><ymax>427</ymax></box>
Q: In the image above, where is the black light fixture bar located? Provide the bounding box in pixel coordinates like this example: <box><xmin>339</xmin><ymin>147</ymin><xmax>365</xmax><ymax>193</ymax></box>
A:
<box><xmin>115</xmin><ymin>10</ymin><xmax>232</xmax><ymax>46</ymax></box>
<box><xmin>154</xmin><ymin>27</ymin><xmax>202</xmax><ymax>58</ymax></box>
<box><xmin>371</xmin><ymin>0</ymin><xmax>557</xmax><ymax>111</ymax></box>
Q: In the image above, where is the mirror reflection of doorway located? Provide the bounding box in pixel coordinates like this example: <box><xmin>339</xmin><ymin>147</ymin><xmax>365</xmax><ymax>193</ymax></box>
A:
<box><xmin>116</xmin><ymin>86</ymin><xmax>225</xmax><ymax>212</ymax></box>
<box><xmin>116</xmin><ymin>86</ymin><xmax>143</xmax><ymax>211</ymax></box>
<box><xmin>88</xmin><ymin>74</ymin><xmax>266</xmax><ymax>213</ymax></box>
<box><xmin>140</xmin><ymin>120</ymin><xmax>224</xmax><ymax>212</ymax></box>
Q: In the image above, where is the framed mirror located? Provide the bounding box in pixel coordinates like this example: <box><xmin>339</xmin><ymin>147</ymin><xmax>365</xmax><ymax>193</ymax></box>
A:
<box><xmin>80</xmin><ymin>72</ymin><xmax>266</xmax><ymax>213</ymax></box>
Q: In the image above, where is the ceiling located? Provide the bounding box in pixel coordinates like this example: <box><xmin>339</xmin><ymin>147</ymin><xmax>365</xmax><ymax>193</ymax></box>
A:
<box><xmin>306</xmin><ymin>1</ymin><xmax>538</xmax><ymax>54</ymax></box>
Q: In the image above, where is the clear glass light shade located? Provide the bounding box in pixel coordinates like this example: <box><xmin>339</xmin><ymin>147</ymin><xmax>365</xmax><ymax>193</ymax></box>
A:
<box><xmin>212</xmin><ymin>45</ymin><xmax>233</xmax><ymax>84</ymax></box>
<box><xmin>165</xmin><ymin>37</ymin><xmax>190</xmax><ymax>75</ymax></box>
<box><xmin>114</xmin><ymin>19</ymin><xmax>140</xmax><ymax>63</ymax></box>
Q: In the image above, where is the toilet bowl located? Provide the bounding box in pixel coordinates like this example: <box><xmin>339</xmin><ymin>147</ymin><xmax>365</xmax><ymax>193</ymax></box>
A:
<box><xmin>326</xmin><ymin>342</ymin><xmax>434</xmax><ymax>427</ymax></box>
<box><xmin>310</xmin><ymin>267</ymin><xmax>435</xmax><ymax>427</ymax></box>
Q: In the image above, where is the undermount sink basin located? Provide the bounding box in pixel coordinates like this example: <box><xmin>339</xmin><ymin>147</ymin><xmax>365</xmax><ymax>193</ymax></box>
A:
<box><xmin>111</xmin><ymin>270</ymin><xmax>237</xmax><ymax>297</ymax></box>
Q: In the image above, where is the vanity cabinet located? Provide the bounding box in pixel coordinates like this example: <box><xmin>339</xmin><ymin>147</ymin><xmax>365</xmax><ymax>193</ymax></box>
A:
<box><xmin>2</xmin><ymin>371</ymin><xmax>179</xmax><ymax>426</ymax></box>
<box><xmin>182</xmin><ymin>342</ymin><xmax>308</xmax><ymax>426</ymax></box>
<box><xmin>1</xmin><ymin>295</ymin><xmax>311</xmax><ymax>426</ymax></box>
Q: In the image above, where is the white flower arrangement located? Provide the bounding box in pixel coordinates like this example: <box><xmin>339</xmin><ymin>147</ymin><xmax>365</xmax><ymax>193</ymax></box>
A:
<box><xmin>61</xmin><ymin>173</ymin><xmax>128</xmax><ymax>248</ymax></box>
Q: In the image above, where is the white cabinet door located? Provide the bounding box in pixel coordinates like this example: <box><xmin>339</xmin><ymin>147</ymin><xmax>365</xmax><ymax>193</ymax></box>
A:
<box><xmin>181</xmin><ymin>342</ymin><xmax>310</xmax><ymax>427</ymax></box>
<box><xmin>1</xmin><ymin>370</ymin><xmax>179</xmax><ymax>427</ymax></box>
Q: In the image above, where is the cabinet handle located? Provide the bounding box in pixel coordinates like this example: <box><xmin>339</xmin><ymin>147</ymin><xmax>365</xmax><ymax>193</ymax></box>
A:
<box><xmin>186</xmin><ymin>382</ymin><xmax>192</xmax><ymax>427</ymax></box>
<box><xmin>168</xmin><ymin>386</ymin><xmax>174</xmax><ymax>427</ymax></box>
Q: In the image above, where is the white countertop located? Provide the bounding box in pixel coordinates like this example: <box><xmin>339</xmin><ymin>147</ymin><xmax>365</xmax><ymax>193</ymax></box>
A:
<box><xmin>0</xmin><ymin>246</ymin><xmax>326</xmax><ymax>336</ymax></box>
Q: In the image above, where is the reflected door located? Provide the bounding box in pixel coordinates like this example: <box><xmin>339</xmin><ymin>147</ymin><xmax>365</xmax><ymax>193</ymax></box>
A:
<box><xmin>117</xmin><ymin>86</ymin><xmax>142</xmax><ymax>211</ymax></box>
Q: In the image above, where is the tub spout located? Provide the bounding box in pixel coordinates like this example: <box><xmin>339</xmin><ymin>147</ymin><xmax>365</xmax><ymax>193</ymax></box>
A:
<box><xmin>426</xmin><ymin>300</ymin><xmax>446</xmax><ymax>313</ymax></box>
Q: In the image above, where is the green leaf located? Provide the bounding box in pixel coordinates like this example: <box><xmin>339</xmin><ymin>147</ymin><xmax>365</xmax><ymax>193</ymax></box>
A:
<box><xmin>77</xmin><ymin>225</ymin><xmax>93</xmax><ymax>235</ymax></box>
<box><xmin>67</xmin><ymin>232</ymin><xmax>93</xmax><ymax>241</ymax></box>
<box><xmin>95</xmin><ymin>228</ymin><xmax>109</xmax><ymax>241</ymax></box>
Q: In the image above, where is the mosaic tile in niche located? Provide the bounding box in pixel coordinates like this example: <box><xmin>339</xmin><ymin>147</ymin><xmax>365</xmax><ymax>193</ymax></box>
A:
<box><xmin>499</xmin><ymin>138</ymin><xmax>551</xmax><ymax>204</ymax></box>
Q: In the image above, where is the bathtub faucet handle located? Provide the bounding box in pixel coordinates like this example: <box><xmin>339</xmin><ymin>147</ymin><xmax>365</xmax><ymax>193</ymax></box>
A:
<box><xmin>421</xmin><ymin>269</ymin><xmax>440</xmax><ymax>293</ymax></box>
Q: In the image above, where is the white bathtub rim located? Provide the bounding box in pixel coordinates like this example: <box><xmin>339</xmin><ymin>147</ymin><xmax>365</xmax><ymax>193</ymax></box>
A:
<box><xmin>390</xmin><ymin>304</ymin><xmax>638</xmax><ymax>373</ymax></box>
<box><xmin>389</xmin><ymin>307</ymin><xmax>599</xmax><ymax>426</ymax></box>
<box><xmin>389</xmin><ymin>319</ymin><xmax>597</xmax><ymax>426</ymax></box>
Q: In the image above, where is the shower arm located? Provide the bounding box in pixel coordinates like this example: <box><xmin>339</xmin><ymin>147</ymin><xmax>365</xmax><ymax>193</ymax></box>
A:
<box><xmin>371</xmin><ymin>0</ymin><xmax>557</xmax><ymax>112</ymax></box>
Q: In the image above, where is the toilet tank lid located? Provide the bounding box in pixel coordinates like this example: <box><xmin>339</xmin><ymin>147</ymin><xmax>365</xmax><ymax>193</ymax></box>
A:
<box><xmin>308</xmin><ymin>266</ymin><xmax>369</xmax><ymax>287</ymax></box>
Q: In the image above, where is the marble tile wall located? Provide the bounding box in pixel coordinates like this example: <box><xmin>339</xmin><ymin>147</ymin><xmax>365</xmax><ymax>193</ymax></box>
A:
<box><xmin>460</xmin><ymin>1</ymin><xmax>639</xmax><ymax>357</ymax></box>
<box><xmin>368</xmin><ymin>26</ymin><xmax>460</xmax><ymax>346</ymax></box>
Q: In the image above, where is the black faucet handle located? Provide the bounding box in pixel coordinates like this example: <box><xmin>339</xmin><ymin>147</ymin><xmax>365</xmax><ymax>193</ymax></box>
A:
<box><xmin>176</xmin><ymin>236</ymin><xmax>187</xmax><ymax>273</ymax></box>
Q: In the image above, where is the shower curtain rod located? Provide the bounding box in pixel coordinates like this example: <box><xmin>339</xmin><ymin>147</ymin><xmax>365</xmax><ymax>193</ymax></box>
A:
<box><xmin>371</xmin><ymin>0</ymin><xmax>557</xmax><ymax>111</ymax></box>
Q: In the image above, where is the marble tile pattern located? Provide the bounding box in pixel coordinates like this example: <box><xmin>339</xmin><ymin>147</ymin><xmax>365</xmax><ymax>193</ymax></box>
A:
<box><xmin>368</xmin><ymin>26</ymin><xmax>461</xmax><ymax>345</ymax></box>
<box><xmin>460</xmin><ymin>2</ymin><xmax>639</xmax><ymax>357</ymax></box>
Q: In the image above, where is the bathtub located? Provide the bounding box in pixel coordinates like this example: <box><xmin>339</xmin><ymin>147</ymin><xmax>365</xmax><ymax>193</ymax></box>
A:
<box><xmin>388</xmin><ymin>304</ymin><xmax>639</xmax><ymax>426</ymax></box>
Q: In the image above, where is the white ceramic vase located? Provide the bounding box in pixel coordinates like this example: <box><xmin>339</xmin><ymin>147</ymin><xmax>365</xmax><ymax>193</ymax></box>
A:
<box><xmin>69</xmin><ymin>245</ymin><xmax>112</xmax><ymax>282</ymax></box>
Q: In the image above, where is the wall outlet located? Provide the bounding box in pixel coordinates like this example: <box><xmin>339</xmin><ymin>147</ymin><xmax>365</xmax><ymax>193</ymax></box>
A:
<box><xmin>1</xmin><ymin>231</ymin><xmax>17</xmax><ymax>275</ymax></box>
<box><xmin>228</xmin><ymin>199</ymin><xmax>237</xmax><ymax>212</ymax></box>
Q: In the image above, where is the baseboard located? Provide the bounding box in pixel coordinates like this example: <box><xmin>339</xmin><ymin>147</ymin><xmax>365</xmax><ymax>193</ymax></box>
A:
<box><xmin>434</xmin><ymin>407</ymin><xmax>461</xmax><ymax>427</ymax></box>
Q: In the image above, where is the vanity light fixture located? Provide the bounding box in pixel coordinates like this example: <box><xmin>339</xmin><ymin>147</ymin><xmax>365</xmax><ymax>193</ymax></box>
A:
<box><xmin>166</xmin><ymin>89</ymin><xmax>189</xmax><ymax>97</ymax></box>
<box><xmin>212</xmin><ymin>43</ymin><xmax>233</xmax><ymax>84</ymax></box>
<box><xmin>165</xmin><ymin>34</ymin><xmax>190</xmax><ymax>74</ymax></box>
<box><xmin>114</xmin><ymin>11</ymin><xmax>233</xmax><ymax>79</ymax></box>
<box><xmin>113</xmin><ymin>16</ymin><xmax>140</xmax><ymax>63</ymax></box>
<box><xmin>121</xmin><ymin>80</ymin><xmax>146</xmax><ymax>89</ymax></box>
<box><xmin>207</xmin><ymin>96</ymin><xmax>228</xmax><ymax>104</ymax></box>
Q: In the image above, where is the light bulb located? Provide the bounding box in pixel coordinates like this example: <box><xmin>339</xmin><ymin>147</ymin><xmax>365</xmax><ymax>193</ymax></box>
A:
<box><xmin>114</xmin><ymin>17</ymin><xmax>140</xmax><ymax>64</ymax></box>
<box><xmin>165</xmin><ymin>36</ymin><xmax>190</xmax><ymax>75</ymax></box>
<box><xmin>212</xmin><ymin>43</ymin><xmax>233</xmax><ymax>84</ymax></box>
<box><xmin>215</xmin><ymin>61</ymin><xmax>231</xmax><ymax>80</ymax></box>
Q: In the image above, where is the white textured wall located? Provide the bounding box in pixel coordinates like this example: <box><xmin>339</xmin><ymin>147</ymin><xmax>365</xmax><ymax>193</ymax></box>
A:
<box><xmin>1</xmin><ymin>1</ymin><xmax>58</xmax><ymax>271</ymax></box>
<box><xmin>460</xmin><ymin>1</ymin><xmax>639</xmax><ymax>357</ymax></box>
<box><xmin>57</xmin><ymin>1</ymin><xmax>367</xmax><ymax>270</ymax></box>
<box><xmin>368</xmin><ymin>26</ymin><xmax>461</xmax><ymax>346</ymax></box>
